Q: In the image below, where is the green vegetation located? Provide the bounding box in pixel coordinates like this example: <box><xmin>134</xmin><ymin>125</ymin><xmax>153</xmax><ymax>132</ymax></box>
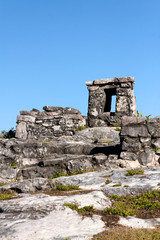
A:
<box><xmin>153</xmin><ymin>148</ymin><xmax>158</xmax><ymax>153</ymax></box>
<box><xmin>49</xmin><ymin>170</ymin><xmax>90</xmax><ymax>179</ymax></box>
<box><xmin>0</xmin><ymin>191</ymin><xmax>15</xmax><ymax>200</ymax></box>
<box><xmin>11</xmin><ymin>162</ymin><xmax>17</xmax><ymax>169</ymax></box>
<box><xmin>105</xmin><ymin>179</ymin><xmax>112</xmax><ymax>184</ymax></box>
<box><xmin>115</xmin><ymin>127</ymin><xmax>121</xmax><ymax>132</ymax></box>
<box><xmin>0</xmin><ymin>128</ymin><xmax>15</xmax><ymax>139</ymax></box>
<box><xmin>103</xmin><ymin>174</ymin><xmax>113</xmax><ymax>178</ymax></box>
<box><xmin>105</xmin><ymin>190</ymin><xmax>160</xmax><ymax>217</ymax></box>
<box><xmin>75</xmin><ymin>126</ymin><xmax>86</xmax><ymax>131</ymax></box>
<box><xmin>113</xmin><ymin>123</ymin><xmax>121</xmax><ymax>127</ymax></box>
<box><xmin>125</xmin><ymin>169</ymin><xmax>144</xmax><ymax>176</ymax></box>
<box><xmin>0</xmin><ymin>183</ymin><xmax>8</xmax><ymax>186</ymax></box>
<box><xmin>113</xmin><ymin>183</ymin><xmax>122</xmax><ymax>187</ymax></box>
<box><xmin>56</xmin><ymin>185</ymin><xmax>80</xmax><ymax>191</ymax></box>
<box><xmin>92</xmin><ymin>227</ymin><xmax>160</xmax><ymax>240</ymax></box>
<box><xmin>124</xmin><ymin>185</ymin><xmax>129</xmax><ymax>187</ymax></box>
<box><xmin>137</xmin><ymin>111</ymin><xmax>152</xmax><ymax>120</ymax></box>
<box><xmin>64</xmin><ymin>203</ymin><xmax>94</xmax><ymax>213</ymax></box>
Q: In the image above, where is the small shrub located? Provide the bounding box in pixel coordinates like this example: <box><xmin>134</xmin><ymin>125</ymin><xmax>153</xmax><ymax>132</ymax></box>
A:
<box><xmin>113</xmin><ymin>123</ymin><xmax>121</xmax><ymax>128</ymax></box>
<box><xmin>64</xmin><ymin>203</ymin><xmax>94</xmax><ymax>213</ymax></box>
<box><xmin>0</xmin><ymin>192</ymin><xmax>15</xmax><ymax>200</ymax></box>
<box><xmin>125</xmin><ymin>169</ymin><xmax>144</xmax><ymax>176</ymax></box>
<box><xmin>124</xmin><ymin>185</ymin><xmax>129</xmax><ymax>187</ymax></box>
<box><xmin>49</xmin><ymin>172</ymin><xmax>64</xmax><ymax>179</ymax></box>
<box><xmin>110</xmin><ymin>195</ymin><xmax>121</xmax><ymax>200</ymax></box>
<box><xmin>105</xmin><ymin>201</ymin><xmax>136</xmax><ymax>216</ymax></box>
<box><xmin>105</xmin><ymin>179</ymin><xmax>112</xmax><ymax>184</ymax></box>
<box><xmin>56</xmin><ymin>185</ymin><xmax>80</xmax><ymax>191</ymax></box>
<box><xmin>113</xmin><ymin>183</ymin><xmax>122</xmax><ymax>187</ymax></box>
<box><xmin>106</xmin><ymin>190</ymin><xmax>160</xmax><ymax>217</ymax></box>
<box><xmin>0</xmin><ymin>183</ymin><xmax>8</xmax><ymax>186</ymax></box>
<box><xmin>0</xmin><ymin>128</ymin><xmax>15</xmax><ymax>139</ymax></box>
<box><xmin>103</xmin><ymin>174</ymin><xmax>113</xmax><ymax>178</ymax></box>
<box><xmin>64</xmin><ymin>203</ymin><xmax>79</xmax><ymax>211</ymax></box>
<box><xmin>75</xmin><ymin>126</ymin><xmax>86</xmax><ymax>131</ymax></box>
<box><xmin>11</xmin><ymin>162</ymin><xmax>17</xmax><ymax>169</ymax></box>
<box><xmin>78</xmin><ymin>205</ymin><xmax>94</xmax><ymax>213</ymax></box>
<box><xmin>153</xmin><ymin>148</ymin><xmax>158</xmax><ymax>153</ymax></box>
<box><xmin>115</xmin><ymin>127</ymin><xmax>121</xmax><ymax>132</ymax></box>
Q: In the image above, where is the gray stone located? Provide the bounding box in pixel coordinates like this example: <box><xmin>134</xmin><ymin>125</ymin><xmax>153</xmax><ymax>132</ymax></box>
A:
<box><xmin>120</xmin><ymin>152</ymin><xmax>137</xmax><ymax>161</ymax></box>
<box><xmin>17</xmin><ymin>115</ymin><xmax>36</xmax><ymax>123</ymax></box>
<box><xmin>152</xmin><ymin>139</ymin><xmax>160</xmax><ymax>149</ymax></box>
<box><xmin>139</xmin><ymin>149</ymin><xmax>155</xmax><ymax>165</ymax></box>
<box><xmin>121</xmin><ymin>116</ymin><xmax>146</xmax><ymax>126</ymax></box>
<box><xmin>122</xmin><ymin>137</ymin><xmax>141</xmax><ymax>152</ymax></box>
<box><xmin>121</xmin><ymin>125</ymin><xmax>149</xmax><ymax>137</ymax></box>
<box><xmin>147</xmin><ymin>117</ymin><xmax>160</xmax><ymax>137</ymax></box>
<box><xmin>15</xmin><ymin>122</ymin><xmax>27</xmax><ymax>139</ymax></box>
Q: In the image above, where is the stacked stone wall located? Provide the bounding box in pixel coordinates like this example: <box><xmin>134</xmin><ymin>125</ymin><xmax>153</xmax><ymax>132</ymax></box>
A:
<box><xmin>15</xmin><ymin>106</ymin><xmax>87</xmax><ymax>140</ymax></box>
<box><xmin>120</xmin><ymin>116</ymin><xmax>160</xmax><ymax>166</ymax></box>
<box><xmin>86</xmin><ymin>77</ymin><xmax>137</xmax><ymax>127</ymax></box>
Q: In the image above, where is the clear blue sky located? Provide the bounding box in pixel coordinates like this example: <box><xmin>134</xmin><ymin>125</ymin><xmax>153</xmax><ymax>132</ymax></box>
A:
<box><xmin>0</xmin><ymin>0</ymin><xmax>160</xmax><ymax>131</ymax></box>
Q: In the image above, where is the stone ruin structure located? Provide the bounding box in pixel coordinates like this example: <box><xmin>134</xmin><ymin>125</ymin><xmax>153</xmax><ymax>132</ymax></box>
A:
<box><xmin>15</xmin><ymin>106</ymin><xmax>86</xmax><ymax>139</ymax></box>
<box><xmin>0</xmin><ymin>76</ymin><xmax>160</xmax><ymax>184</ymax></box>
<box><xmin>86</xmin><ymin>77</ymin><xmax>137</xmax><ymax>127</ymax></box>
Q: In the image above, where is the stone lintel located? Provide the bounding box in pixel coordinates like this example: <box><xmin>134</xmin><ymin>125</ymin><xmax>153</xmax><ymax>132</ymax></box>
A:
<box><xmin>85</xmin><ymin>81</ymin><xmax>93</xmax><ymax>86</ymax></box>
<box><xmin>93</xmin><ymin>77</ymin><xmax>135</xmax><ymax>85</ymax></box>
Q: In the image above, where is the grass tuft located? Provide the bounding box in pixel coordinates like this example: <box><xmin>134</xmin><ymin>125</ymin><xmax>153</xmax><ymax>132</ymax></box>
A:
<box><xmin>125</xmin><ymin>169</ymin><xmax>144</xmax><ymax>176</ymax></box>
<box><xmin>113</xmin><ymin>183</ymin><xmax>122</xmax><ymax>187</ymax></box>
<box><xmin>75</xmin><ymin>126</ymin><xmax>86</xmax><ymax>131</ymax></box>
<box><xmin>105</xmin><ymin>179</ymin><xmax>112</xmax><ymax>184</ymax></box>
<box><xmin>64</xmin><ymin>203</ymin><xmax>94</xmax><ymax>213</ymax></box>
<box><xmin>56</xmin><ymin>185</ymin><xmax>80</xmax><ymax>191</ymax></box>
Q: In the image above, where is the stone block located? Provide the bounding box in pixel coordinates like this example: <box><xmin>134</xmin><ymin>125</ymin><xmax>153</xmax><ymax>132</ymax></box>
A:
<box><xmin>121</xmin><ymin>116</ymin><xmax>146</xmax><ymax>126</ymax></box>
<box><xmin>151</xmin><ymin>139</ymin><xmax>160</xmax><ymax>149</ymax></box>
<box><xmin>85</xmin><ymin>81</ymin><xmax>93</xmax><ymax>86</ymax></box>
<box><xmin>17</xmin><ymin>115</ymin><xmax>36</xmax><ymax>123</ymax></box>
<box><xmin>139</xmin><ymin>149</ymin><xmax>155</xmax><ymax>165</ymax></box>
<box><xmin>120</xmin><ymin>82</ymin><xmax>132</xmax><ymax>88</ymax></box>
<box><xmin>93</xmin><ymin>77</ymin><xmax>135</xmax><ymax>85</ymax></box>
<box><xmin>122</xmin><ymin>137</ymin><xmax>141</xmax><ymax>152</ymax></box>
<box><xmin>147</xmin><ymin>117</ymin><xmax>160</xmax><ymax>137</ymax></box>
<box><xmin>15</xmin><ymin>122</ymin><xmax>27</xmax><ymax>139</ymax></box>
<box><xmin>120</xmin><ymin>152</ymin><xmax>137</xmax><ymax>161</ymax></box>
<box><xmin>43</xmin><ymin>106</ymin><xmax>63</xmax><ymax>113</ymax></box>
<box><xmin>121</xmin><ymin>125</ymin><xmax>150</xmax><ymax>138</ymax></box>
<box><xmin>116</xmin><ymin>96</ymin><xmax>129</xmax><ymax>113</ymax></box>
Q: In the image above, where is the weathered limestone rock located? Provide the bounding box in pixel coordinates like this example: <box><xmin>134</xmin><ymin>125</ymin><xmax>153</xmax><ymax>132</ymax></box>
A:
<box><xmin>120</xmin><ymin>152</ymin><xmax>137</xmax><ymax>161</ymax></box>
<box><xmin>120</xmin><ymin>116</ymin><xmax>160</xmax><ymax>166</ymax></box>
<box><xmin>139</xmin><ymin>149</ymin><xmax>155</xmax><ymax>165</ymax></box>
<box><xmin>15</xmin><ymin>122</ymin><xmax>27</xmax><ymax>139</ymax></box>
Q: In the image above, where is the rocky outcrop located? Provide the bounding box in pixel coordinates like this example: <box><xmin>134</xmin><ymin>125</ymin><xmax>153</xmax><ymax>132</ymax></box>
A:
<box><xmin>120</xmin><ymin>116</ymin><xmax>160</xmax><ymax>167</ymax></box>
<box><xmin>0</xmin><ymin>127</ymin><xmax>121</xmax><ymax>182</ymax></box>
<box><xmin>1</xmin><ymin>167</ymin><xmax>160</xmax><ymax>239</ymax></box>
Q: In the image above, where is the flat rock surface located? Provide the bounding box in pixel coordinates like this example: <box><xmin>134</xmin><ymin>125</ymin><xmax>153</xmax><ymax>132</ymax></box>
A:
<box><xmin>1</xmin><ymin>167</ymin><xmax>160</xmax><ymax>239</ymax></box>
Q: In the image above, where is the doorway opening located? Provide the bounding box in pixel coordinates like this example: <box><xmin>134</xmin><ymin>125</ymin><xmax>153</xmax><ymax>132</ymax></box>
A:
<box><xmin>104</xmin><ymin>88</ymin><xmax>116</xmax><ymax>113</ymax></box>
